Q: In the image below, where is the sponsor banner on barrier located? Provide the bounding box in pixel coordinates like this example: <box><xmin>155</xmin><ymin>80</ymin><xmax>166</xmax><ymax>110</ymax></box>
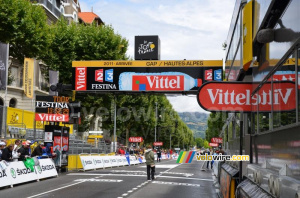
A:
<box><xmin>102</xmin><ymin>156</ymin><xmax>112</xmax><ymax>168</ymax></box>
<box><xmin>80</xmin><ymin>156</ymin><xmax>95</xmax><ymax>171</ymax></box>
<box><xmin>109</xmin><ymin>156</ymin><xmax>118</xmax><ymax>167</ymax></box>
<box><xmin>130</xmin><ymin>156</ymin><xmax>139</xmax><ymax>164</ymax></box>
<box><xmin>10</xmin><ymin>161</ymin><xmax>38</xmax><ymax>185</ymax></box>
<box><xmin>93</xmin><ymin>156</ymin><xmax>104</xmax><ymax>169</ymax></box>
<box><xmin>123</xmin><ymin>156</ymin><xmax>129</xmax><ymax>166</ymax></box>
<box><xmin>0</xmin><ymin>169</ymin><xmax>11</xmax><ymax>188</ymax></box>
<box><xmin>116</xmin><ymin>156</ymin><xmax>124</xmax><ymax>166</ymax></box>
<box><xmin>35</xmin><ymin>159</ymin><xmax>58</xmax><ymax>179</ymax></box>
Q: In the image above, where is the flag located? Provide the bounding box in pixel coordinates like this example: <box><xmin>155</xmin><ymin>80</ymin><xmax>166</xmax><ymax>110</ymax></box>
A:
<box><xmin>0</xmin><ymin>42</ymin><xmax>8</xmax><ymax>90</ymax></box>
<box><xmin>23</xmin><ymin>58</ymin><xmax>35</xmax><ymax>98</ymax></box>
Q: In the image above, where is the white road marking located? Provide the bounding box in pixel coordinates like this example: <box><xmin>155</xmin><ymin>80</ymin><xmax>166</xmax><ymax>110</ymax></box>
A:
<box><xmin>162</xmin><ymin>172</ymin><xmax>193</xmax><ymax>177</ymax></box>
<box><xmin>139</xmin><ymin>164</ymin><xmax>179</xmax><ymax>169</ymax></box>
<box><xmin>127</xmin><ymin>190</ymin><xmax>133</xmax><ymax>193</ymax></box>
<box><xmin>27</xmin><ymin>181</ymin><xmax>85</xmax><ymax>198</ymax></box>
<box><xmin>122</xmin><ymin>193</ymin><xmax>128</xmax><ymax>196</ymax></box>
<box><xmin>111</xmin><ymin>170</ymin><xmax>146</xmax><ymax>173</ymax></box>
<box><xmin>68</xmin><ymin>173</ymin><xmax>145</xmax><ymax>177</ymax></box>
<box><xmin>74</xmin><ymin>179</ymin><xmax>122</xmax><ymax>182</ymax></box>
<box><xmin>152</xmin><ymin>181</ymin><xmax>200</xmax><ymax>187</ymax></box>
<box><xmin>157</xmin><ymin>175</ymin><xmax>213</xmax><ymax>181</ymax></box>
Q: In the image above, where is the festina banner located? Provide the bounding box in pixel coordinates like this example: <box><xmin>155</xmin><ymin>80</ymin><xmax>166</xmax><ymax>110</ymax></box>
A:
<box><xmin>23</xmin><ymin>58</ymin><xmax>35</xmax><ymax>98</ymax></box>
<box><xmin>35</xmin><ymin>95</ymin><xmax>70</xmax><ymax>122</ymax></box>
<box><xmin>197</xmin><ymin>81</ymin><xmax>296</xmax><ymax>112</ymax></box>
<box><xmin>72</xmin><ymin>60</ymin><xmax>223</xmax><ymax>93</ymax></box>
<box><xmin>0</xmin><ymin>42</ymin><xmax>8</xmax><ymax>90</ymax></box>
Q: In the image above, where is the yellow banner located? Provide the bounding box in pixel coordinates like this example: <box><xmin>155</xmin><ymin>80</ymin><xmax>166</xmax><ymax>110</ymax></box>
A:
<box><xmin>23</xmin><ymin>58</ymin><xmax>35</xmax><ymax>98</ymax></box>
<box><xmin>242</xmin><ymin>1</ymin><xmax>253</xmax><ymax>71</ymax></box>
<box><xmin>72</xmin><ymin>60</ymin><xmax>223</xmax><ymax>67</ymax></box>
<box><xmin>7</xmin><ymin>107</ymin><xmax>44</xmax><ymax>129</ymax></box>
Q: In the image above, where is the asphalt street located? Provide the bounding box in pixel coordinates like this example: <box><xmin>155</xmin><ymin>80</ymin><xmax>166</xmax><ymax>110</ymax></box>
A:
<box><xmin>0</xmin><ymin>159</ymin><xmax>217</xmax><ymax>198</ymax></box>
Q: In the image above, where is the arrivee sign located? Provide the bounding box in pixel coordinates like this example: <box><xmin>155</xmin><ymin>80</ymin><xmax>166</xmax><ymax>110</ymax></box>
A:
<box><xmin>129</xmin><ymin>137</ymin><xmax>143</xmax><ymax>142</ymax></box>
<box><xmin>197</xmin><ymin>81</ymin><xmax>296</xmax><ymax>112</ymax></box>
<box><xmin>153</xmin><ymin>142</ymin><xmax>163</xmax><ymax>146</ymax></box>
<box><xmin>211</xmin><ymin>137</ymin><xmax>223</xmax><ymax>144</ymax></box>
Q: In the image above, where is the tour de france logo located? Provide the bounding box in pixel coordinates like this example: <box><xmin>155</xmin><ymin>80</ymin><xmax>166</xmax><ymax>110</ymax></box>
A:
<box><xmin>138</xmin><ymin>40</ymin><xmax>155</xmax><ymax>55</ymax></box>
<box><xmin>10</xmin><ymin>168</ymin><xmax>16</xmax><ymax>179</ymax></box>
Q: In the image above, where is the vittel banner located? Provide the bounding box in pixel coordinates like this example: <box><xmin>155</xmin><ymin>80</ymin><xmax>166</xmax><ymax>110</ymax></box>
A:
<box><xmin>197</xmin><ymin>81</ymin><xmax>296</xmax><ymax>112</ymax></box>
<box><xmin>72</xmin><ymin>60</ymin><xmax>222</xmax><ymax>93</ymax></box>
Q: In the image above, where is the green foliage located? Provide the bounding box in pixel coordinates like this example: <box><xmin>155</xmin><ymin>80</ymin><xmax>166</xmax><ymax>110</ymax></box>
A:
<box><xmin>40</xmin><ymin>19</ymin><xmax>129</xmax><ymax>84</ymax></box>
<box><xmin>205</xmin><ymin>112</ymin><xmax>226</xmax><ymax>142</ymax></box>
<box><xmin>0</xmin><ymin>0</ymin><xmax>50</xmax><ymax>62</ymax></box>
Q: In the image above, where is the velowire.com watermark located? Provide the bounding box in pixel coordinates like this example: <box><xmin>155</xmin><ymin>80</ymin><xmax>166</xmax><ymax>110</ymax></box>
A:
<box><xmin>196</xmin><ymin>154</ymin><xmax>249</xmax><ymax>161</ymax></box>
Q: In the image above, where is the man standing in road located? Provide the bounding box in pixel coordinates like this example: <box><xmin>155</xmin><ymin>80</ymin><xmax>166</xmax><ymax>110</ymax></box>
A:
<box><xmin>157</xmin><ymin>148</ymin><xmax>161</xmax><ymax>162</ymax></box>
<box><xmin>145</xmin><ymin>145</ymin><xmax>155</xmax><ymax>181</ymax></box>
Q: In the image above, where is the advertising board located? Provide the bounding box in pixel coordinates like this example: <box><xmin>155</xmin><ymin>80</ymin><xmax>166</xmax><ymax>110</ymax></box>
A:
<box><xmin>72</xmin><ymin>60</ymin><xmax>222</xmax><ymax>93</ymax></box>
<box><xmin>197</xmin><ymin>81</ymin><xmax>296</xmax><ymax>112</ymax></box>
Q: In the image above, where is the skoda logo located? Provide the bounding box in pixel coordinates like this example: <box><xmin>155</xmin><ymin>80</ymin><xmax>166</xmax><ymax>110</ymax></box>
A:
<box><xmin>81</xmin><ymin>160</ymin><xmax>85</xmax><ymax>167</ymax></box>
<box><xmin>37</xmin><ymin>165</ymin><xmax>42</xmax><ymax>174</ymax></box>
<box><xmin>93</xmin><ymin>159</ymin><xmax>96</xmax><ymax>165</ymax></box>
<box><xmin>10</xmin><ymin>168</ymin><xmax>16</xmax><ymax>179</ymax></box>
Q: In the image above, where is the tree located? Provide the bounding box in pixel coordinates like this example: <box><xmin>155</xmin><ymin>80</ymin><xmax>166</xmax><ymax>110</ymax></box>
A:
<box><xmin>205</xmin><ymin>112</ymin><xmax>226</xmax><ymax>142</ymax></box>
<box><xmin>0</xmin><ymin>0</ymin><xmax>50</xmax><ymax>62</ymax></box>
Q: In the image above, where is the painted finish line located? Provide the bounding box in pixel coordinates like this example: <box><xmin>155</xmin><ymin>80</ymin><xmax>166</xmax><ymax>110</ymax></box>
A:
<box><xmin>74</xmin><ymin>179</ymin><xmax>122</xmax><ymax>182</ymax></box>
<box><xmin>152</xmin><ymin>181</ymin><xmax>200</xmax><ymax>187</ymax></box>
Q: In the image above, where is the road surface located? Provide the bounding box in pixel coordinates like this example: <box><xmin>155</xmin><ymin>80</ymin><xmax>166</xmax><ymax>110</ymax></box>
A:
<box><xmin>0</xmin><ymin>159</ymin><xmax>218</xmax><ymax>198</ymax></box>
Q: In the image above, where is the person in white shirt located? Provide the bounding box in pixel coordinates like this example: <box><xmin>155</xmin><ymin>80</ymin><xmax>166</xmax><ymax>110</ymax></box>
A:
<box><xmin>12</xmin><ymin>139</ymin><xmax>21</xmax><ymax>162</ymax></box>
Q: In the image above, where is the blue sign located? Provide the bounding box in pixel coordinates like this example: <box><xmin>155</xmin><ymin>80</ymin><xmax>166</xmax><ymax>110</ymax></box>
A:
<box><xmin>105</xmin><ymin>69</ymin><xmax>114</xmax><ymax>82</ymax></box>
<box><xmin>214</xmin><ymin>69</ymin><xmax>222</xmax><ymax>81</ymax></box>
<box><xmin>125</xmin><ymin>153</ymin><xmax>130</xmax><ymax>165</ymax></box>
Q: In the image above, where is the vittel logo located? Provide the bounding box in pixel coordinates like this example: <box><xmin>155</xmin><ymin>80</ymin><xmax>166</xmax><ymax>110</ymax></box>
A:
<box><xmin>76</xmin><ymin>67</ymin><xmax>87</xmax><ymax>90</ymax></box>
<box><xmin>132</xmin><ymin>75</ymin><xmax>184</xmax><ymax>91</ymax></box>
<box><xmin>207</xmin><ymin>89</ymin><xmax>293</xmax><ymax>105</ymax></box>
<box><xmin>198</xmin><ymin>82</ymin><xmax>296</xmax><ymax>112</ymax></box>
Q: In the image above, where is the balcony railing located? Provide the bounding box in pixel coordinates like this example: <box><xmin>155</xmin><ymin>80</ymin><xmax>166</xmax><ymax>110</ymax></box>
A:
<box><xmin>30</xmin><ymin>0</ymin><xmax>62</xmax><ymax>19</ymax></box>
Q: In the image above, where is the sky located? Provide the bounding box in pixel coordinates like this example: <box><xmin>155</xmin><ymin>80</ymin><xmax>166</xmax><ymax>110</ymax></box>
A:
<box><xmin>79</xmin><ymin>0</ymin><xmax>236</xmax><ymax>113</ymax></box>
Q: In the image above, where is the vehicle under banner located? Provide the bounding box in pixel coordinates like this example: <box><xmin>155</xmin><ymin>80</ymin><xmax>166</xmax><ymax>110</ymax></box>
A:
<box><xmin>72</xmin><ymin>60</ymin><xmax>223</xmax><ymax>94</ymax></box>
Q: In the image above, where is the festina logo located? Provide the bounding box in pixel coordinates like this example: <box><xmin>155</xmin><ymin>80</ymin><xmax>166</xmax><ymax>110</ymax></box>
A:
<box><xmin>198</xmin><ymin>82</ymin><xmax>296</xmax><ymax>112</ymax></box>
<box><xmin>132</xmin><ymin>75</ymin><xmax>184</xmax><ymax>91</ymax></box>
<box><xmin>35</xmin><ymin>113</ymin><xmax>69</xmax><ymax>122</ymax></box>
<box><xmin>76</xmin><ymin>67</ymin><xmax>87</xmax><ymax>90</ymax></box>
